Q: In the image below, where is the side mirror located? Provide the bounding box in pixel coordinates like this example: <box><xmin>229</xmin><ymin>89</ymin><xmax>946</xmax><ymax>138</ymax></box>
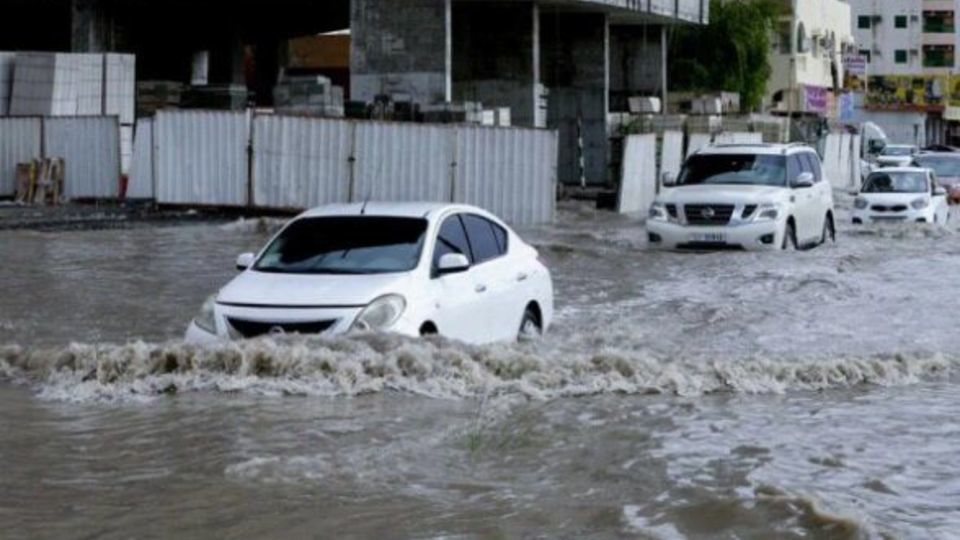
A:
<box><xmin>437</xmin><ymin>253</ymin><xmax>471</xmax><ymax>275</ymax></box>
<box><xmin>792</xmin><ymin>172</ymin><xmax>815</xmax><ymax>189</ymax></box>
<box><xmin>661</xmin><ymin>171</ymin><xmax>677</xmax><ymax>187</ymax></box>
<box><xmin>868</xmin><ymin>139</ymin><xmax>886</xmax><ymax>155</ymax></box>
<box><xmin>236</xmin><ymin>252</ymin><xmax>255</xmax><ymax>271</ymax></box>
<box><xmin>935</xmin><ymin>187</ymin><xmax>947</xmax><ymax>197</ymax></box>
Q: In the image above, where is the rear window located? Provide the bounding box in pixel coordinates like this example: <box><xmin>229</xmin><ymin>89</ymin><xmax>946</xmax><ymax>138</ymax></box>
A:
<box><xmin>255</xmin><ymin>216</ymin><xmax>427</xmax><ymax>275</ymax></box>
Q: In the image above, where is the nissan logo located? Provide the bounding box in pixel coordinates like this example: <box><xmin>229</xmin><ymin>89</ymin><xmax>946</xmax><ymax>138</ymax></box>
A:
<box><xmin>700</xmin><ymin>207</ymin><xmax>716</xmax><ymax>219</ymax></box>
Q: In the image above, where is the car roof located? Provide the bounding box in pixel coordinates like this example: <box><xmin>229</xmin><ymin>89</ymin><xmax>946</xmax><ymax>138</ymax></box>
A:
<box><xmin>916</xmin><ymin>151</ymin><xmax>960</xmax><ymax>158</ymax></box>
<box><xmin>299</xmin><ymin>202</ymin><xmax>495</xmax><ymax>222</ymax></box>
<box><xmin>695</xmin><ymin>143</ymin><xmax>815</xmax><ymax>156</ymax></box>
<box><xmin>885</xmin><ymin>144</ymin><xmax>917</xmax><ymax>149</ymax></box>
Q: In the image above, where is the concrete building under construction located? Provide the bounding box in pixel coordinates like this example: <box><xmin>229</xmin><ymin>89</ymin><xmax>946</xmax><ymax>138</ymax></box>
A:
<box><xmin>0</xmin><ymin>0</ymin><xmax>708</xmax><ymax>186</ymax></box>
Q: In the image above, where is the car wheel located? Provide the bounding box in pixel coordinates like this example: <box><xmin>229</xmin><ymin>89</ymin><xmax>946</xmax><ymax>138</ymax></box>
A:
<box><xmin>518</xmin><ymin>307</ymin><xmax>542</xmax><ymax>342</ymax></box>
<box><xmin>782</xmin><ymin>221</ymin><xmax>797</xmax><ymax>250</ymax></box>
<box><xmin>820</xmin><ymin>215</ymin><xmax>835</xmax><ymax>244</ymax></box>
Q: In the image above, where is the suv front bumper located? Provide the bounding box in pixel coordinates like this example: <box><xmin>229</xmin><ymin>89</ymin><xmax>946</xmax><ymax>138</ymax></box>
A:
<box><xmin>647</xmin><ymin>220</ymin><xmax>784</xmax><ymax>251</ymax></box>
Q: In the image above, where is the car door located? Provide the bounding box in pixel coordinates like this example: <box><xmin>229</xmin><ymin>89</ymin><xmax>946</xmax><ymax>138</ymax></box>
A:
<box><xmin>429</xmin><ymin>214</ymin><xmax>486</xmax><ymax>343</ymax></box>
<box><xmin>790</xmin><ymin>154</ymin><xmax>818</xmax><ymax>243</ymax></box>
<box><xmin>805</xmin><ymin>151</ymin><xmax>832</xmax><ymax>235</ymax></box>
<box><xmin>460</xmin><ymin>214</ymin><xmax>520</xmax><ymax>342</ymax></box>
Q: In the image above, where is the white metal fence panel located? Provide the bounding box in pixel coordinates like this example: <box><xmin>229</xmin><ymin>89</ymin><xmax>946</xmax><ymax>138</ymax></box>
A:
<box><xmin>454</xmin><ymin>126</ymin><xmax>557</xmax><ymax>226</ymax></box>
<box><xmin>353</xmin><ymin>122</ymin><xmax>453</xmax><ymax>202</ymax></box>
<box><xmin>44</xmin><ymin>116</ymin><xmax>119</xmax><ymax>199</ymax></box>
<box><xmin>823</xmin><ymin>133</ymin><xmax>842</xmax><ymax>188</ymax></box>
<box><xmin>104</xmin><ymin>54</ymin><xmax>136</xmax><ymax>125</ymax></box>
<box><xmin>155</xmin><ymin>110</ymin><xmax>250</xmax><ymax>206</ymax></box>
<box><xmin>619</xmin><ymin>134</ymin><xmax>657</xmax><ymax>215</ymax></box>
<box><xmin>75</xmin><ymin>53</ymin><xmax>104</xmax><ymax>116</ymax></box>
<box><xmin>660</xmin><ymin>130</ymin><xmax>684</xmax><ymax>181</ymax></box>
<box><xmin>252</xmin><ymin>115</ymin><xmax>353</xmax><ymax>209</ymax></box>
<box><xmin>687</xmin><ymin>132</ymin><xmax>712</xmax><ymax>157</ymax></box>
<box><xmin>128</xmin><ymin>118</ymin><xmax>154</xmax><ymax>199</ymax></box>
<box><xmin>851</xmin><ymin>135</ymin><xmax>863</xmax><ymax>189</ymax></box>
<box><xmin>0</xmin><ymin>117</ymin><xmax>41</xmax><ymax>196</ymax></box>
<box><xmin>838</xmin><ymin>133</ymin><xmax>853</xmax><ymax>189</ymax></box>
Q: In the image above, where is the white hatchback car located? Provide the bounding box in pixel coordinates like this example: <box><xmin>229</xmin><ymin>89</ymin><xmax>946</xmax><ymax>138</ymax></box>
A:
<box><xmin>647</xmin><ymin>143</ymin><xmax>836</xmax><ymax>250</ymax></box>
<box><xmin>852</xmin><ymin>167</ymin><xmax>949</xmax><ymax>225</ymax></box>
<box><xmin>186</xmin><ymin>203</ymin><xmax>554</xmax><ymax>346</ymax></box>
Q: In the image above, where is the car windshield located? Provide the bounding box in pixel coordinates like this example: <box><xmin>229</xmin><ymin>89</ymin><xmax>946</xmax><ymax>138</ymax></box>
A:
<box><xmin>862</xmin><ymin>172</ymin><xmax>927</xmax><ymax>193</ymax></box>
<box><xmin>678</xmin><ymin>154</ymin><xmax>787</xmax><ymax>187</ymax></box>
<box><xmin>882</xmin><ymin>146</ymin><xmax>915</xmax><ymax>156</ymax></box>
<box><xmin>255</xmin><ymin>216</ymin><xmax>427</xmax><ymax>275</ymax></box>
<box><xmin>914</xmin><ymin>156</ymin><xmax>960</xmax><ymax>177</ymax></box>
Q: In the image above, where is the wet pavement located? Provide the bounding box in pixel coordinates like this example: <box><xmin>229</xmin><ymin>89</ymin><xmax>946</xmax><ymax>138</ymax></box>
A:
<box><xmin>1</xmin><ymin>200</ymin><xmax>959</xmax><ymax>539</ymax></box>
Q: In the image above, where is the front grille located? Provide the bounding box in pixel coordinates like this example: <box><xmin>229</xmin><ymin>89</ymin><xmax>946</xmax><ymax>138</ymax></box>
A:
<box><xmin>871</xmin><ymin>204</ymin><xmax>908</xmax><ymax>213</ymax></box>
<box><xmin>684</xmin><ymin>204</ymin><xmax>735</xmax><ymax>226</ymax></box>
<box><xmin>227</xmin><ymin>318</ymin><xmax>338</xmax><ymax>339</ymax></box>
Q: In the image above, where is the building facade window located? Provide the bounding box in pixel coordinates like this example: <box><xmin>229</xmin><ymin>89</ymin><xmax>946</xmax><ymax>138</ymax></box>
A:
<box><xmin>859</xmin><ymin>49</ymin><xmax>872</xmax><ymax>63</ymax></box>
<box><xmin>923</xmin><ymin>11</ymin><xmax>955</xmax><ymax>33</ymax></box>
<box><xmin>858</xmin><ymin>16</ymin><xmax>872</xmax><ymax>29</ymax></box>
<box><xmin>895</xmin><ymin>15</ymin><xmax>908</xmax><ymax>29</ymax></box>
<box><xmin>895</xmin><ymin>49</ymin><xmax>908</xmax><ymax>64</ymax></box>
<box><xmin>924</xmin><ymin>45</ymin><xmax>955</xmax><ymax>67</ymax></box>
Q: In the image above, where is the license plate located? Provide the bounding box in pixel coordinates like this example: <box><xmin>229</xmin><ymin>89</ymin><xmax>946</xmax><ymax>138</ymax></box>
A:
<box><xmin>690</xmin><ymin>233</ymin><xmax>726</xmax><ymax>243</ymax></box>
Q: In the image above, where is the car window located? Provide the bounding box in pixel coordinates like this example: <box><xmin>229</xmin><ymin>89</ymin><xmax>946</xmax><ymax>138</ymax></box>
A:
<box><xmin>786</xmin><ymin>155</ymin><xmax>802</xmax><ymax>183</ymax></box>
<box><xmin>490</xmin><ymin>221</ymin><xmax>508</xmax><ymax>254</ymax></box>
<box><xmin>803</xmin><ymin>153</ymin><xmax>823</xmax><ymax>182</ymax></box>
<box><xmin>797</xmin><ymin>153</ymin><xmax>814</xmax><ymax>179</ymax></box>
<box><xmin>462</xmin><ymin>214</ymin><xmax>503</xmax><ymax>264</ymax></box>
<box><xmin>433</xmin><ymin>215</ymin><xmax>472</xmax><ymax>269</ymax></box>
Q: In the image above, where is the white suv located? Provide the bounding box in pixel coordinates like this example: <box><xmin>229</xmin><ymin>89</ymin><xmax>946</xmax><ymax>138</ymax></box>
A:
<box><xmin>647</xmin><ymin>143</ymin><xmax>836</xmax><ymax>251</ymax></box>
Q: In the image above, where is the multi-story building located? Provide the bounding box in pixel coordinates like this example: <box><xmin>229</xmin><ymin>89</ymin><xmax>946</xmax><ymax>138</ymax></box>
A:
<box><xmin>842</xmin><ymin>0</ymin><xmax>958</xmax><ymax>145</ymax></box>
<box><xmin>766</xmin><ymin>0</ymin><xmax>856</xmax><ymax>120</ymax></box>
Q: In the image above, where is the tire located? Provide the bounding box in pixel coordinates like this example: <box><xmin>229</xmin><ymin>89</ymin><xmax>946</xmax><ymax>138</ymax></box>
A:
<box><xmin>820</xmin><ymin>215</ymin><xmax>835</xmax><ymax>245</ymax></box>
<box><xmin>782</xmin><ymin>221</ymin><xmax>797</xmax><ymax>251</ymax></box>
<box><xmin>518</xmin><ymin>307</ymin><xmax>542</xmax><ymax>342</ymax></box>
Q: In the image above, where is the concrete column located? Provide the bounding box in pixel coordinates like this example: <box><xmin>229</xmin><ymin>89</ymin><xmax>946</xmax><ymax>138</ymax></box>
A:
<box><xmin>71</xmin><ymin>0</ymin><xmax>113</xmax><ymax>52</ymax></box>
<box><xmin>350</xmin><ymin>0</ymin><xmax>451</xmax><ymax>106</ymax></box>
<box><xmin>609</xmin><ymin>24</ymin><xmax>665</xmax><ymax>112</ymax></box>
<box><xmin>452</xmin><ymin>1</ymin><xmax>540</xmax><ymax>127</ymax></box>
<box><xmin>541</xmin><ymin>10</ymin><xmax>609</xmax><ymax>186</ymax></box>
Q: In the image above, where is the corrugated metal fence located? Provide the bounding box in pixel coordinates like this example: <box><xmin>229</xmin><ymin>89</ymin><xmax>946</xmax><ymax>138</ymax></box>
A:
<box><xmin>0</xmin><ymin>115</ymin><xmax>118</xmax><ymax>198</ymax></box>
<box><xmin>146</xmin><ymin>111</ymin><xmax>557</xmax><ymax>225</ymax></box>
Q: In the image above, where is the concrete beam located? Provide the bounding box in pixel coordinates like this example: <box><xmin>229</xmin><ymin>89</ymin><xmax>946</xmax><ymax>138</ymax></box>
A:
<box><xmin>71</xmin><ymin>0</ymin><xmax>114</xmax><ymax>52</ymax></box>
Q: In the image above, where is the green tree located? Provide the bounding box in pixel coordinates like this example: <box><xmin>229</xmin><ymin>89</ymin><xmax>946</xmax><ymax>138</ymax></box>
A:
<box><xmin>669</xmin><ymin>0</ymin><xmax>781</xmax><ymax>112</ymax></box>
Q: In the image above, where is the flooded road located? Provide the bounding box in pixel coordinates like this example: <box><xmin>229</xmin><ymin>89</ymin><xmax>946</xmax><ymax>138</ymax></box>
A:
<box><xmin>2</xmin><ymin>202</ymin><xmax>960</xmax><ymax>539</ymax></box>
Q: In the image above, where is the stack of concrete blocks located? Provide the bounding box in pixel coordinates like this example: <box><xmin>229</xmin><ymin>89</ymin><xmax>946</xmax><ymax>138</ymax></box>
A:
<box><xmin>628</xmin><ymin>96</ymin><xmax>662</xmax><ymax>115</ymax></box>
<box><xmin>0</xmin><ymin>52</ymin><xmax>15</xmax><ymax>115</ymax></box>
<box><xmin>273</xmin><ymin>75</ymin><xmax>345</xmax><ymax>118</ymax></box>
<box><xmin>137</xmin><ymin>81</ymin><xmax>184</xmax><ymax>116</ymax></box>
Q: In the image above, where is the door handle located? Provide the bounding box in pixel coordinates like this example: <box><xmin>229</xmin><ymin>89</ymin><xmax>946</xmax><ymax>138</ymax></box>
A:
<box><xmin>475</xmin><ymin>284</ymin><xmax>487</xmax><ymax>293</ymax></box>
<box><xmin>517</xmin><ymin>272</ymin><xmax>529</xmax><ymax>282</ymax></box>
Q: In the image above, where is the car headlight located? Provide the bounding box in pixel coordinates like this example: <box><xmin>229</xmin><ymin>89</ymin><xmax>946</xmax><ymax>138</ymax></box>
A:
<box><xmin>754</xmin><ymin>202</ymin><xmax>782</xmax><ymax>221</ymax></box>
<box><xmin>911</xmin><ymin>198</ymin><xmax>929</xmax><ymax>210</ymax></box>
<box><xmin>649</xmin><ymin>202</ymin><xmax>669</xmax><ymax>222</ymax></box>
<box><xmin>351</xmin><ymin>294</ymin><xmax>407</xmax><ymax>332</ymax></box>
<box><xmin>854</xmin><ymin>197</ymin><xmax>868</xmax><ymax>210</ymax></box>
<box><xmin>194</xmin><ymin>295</ymin><xmax>217</xmax><ymax>334</ymax></box>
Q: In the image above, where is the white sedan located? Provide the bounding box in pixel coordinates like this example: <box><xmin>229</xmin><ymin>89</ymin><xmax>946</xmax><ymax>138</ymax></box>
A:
<box><xmin>852</xmin><ymin>168</ymin><xmax>949</xmax><ymax>225</ymax></box>
<box><xmin>186</xmin><ymin>202</ymin><xmax>554</xmax><ymax>345</ymax></box>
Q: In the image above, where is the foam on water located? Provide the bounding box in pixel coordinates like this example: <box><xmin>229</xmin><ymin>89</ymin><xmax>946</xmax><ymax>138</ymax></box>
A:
<box><xmin>1</xmin><ymin>334</ymin><xmax>956</xmax><ymax>404</ymax></box>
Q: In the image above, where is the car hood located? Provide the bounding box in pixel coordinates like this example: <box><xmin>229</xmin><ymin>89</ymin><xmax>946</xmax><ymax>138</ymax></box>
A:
<box><xmin>657</xmin><ymin>184</ymin><xmax>791</xmax><ymax>205</ymax></box>
<box><xmin>217</xmin><ymin>271</ymin><xmax>412</xmax><ymax>307</ymax></box>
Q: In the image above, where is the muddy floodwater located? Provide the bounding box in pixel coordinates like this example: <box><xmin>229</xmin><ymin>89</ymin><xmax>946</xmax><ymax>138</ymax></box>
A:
<box><xmin>2</xmin><ymin>202</ymin><xmax>960</xmax><ymax>539</ymax></box>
